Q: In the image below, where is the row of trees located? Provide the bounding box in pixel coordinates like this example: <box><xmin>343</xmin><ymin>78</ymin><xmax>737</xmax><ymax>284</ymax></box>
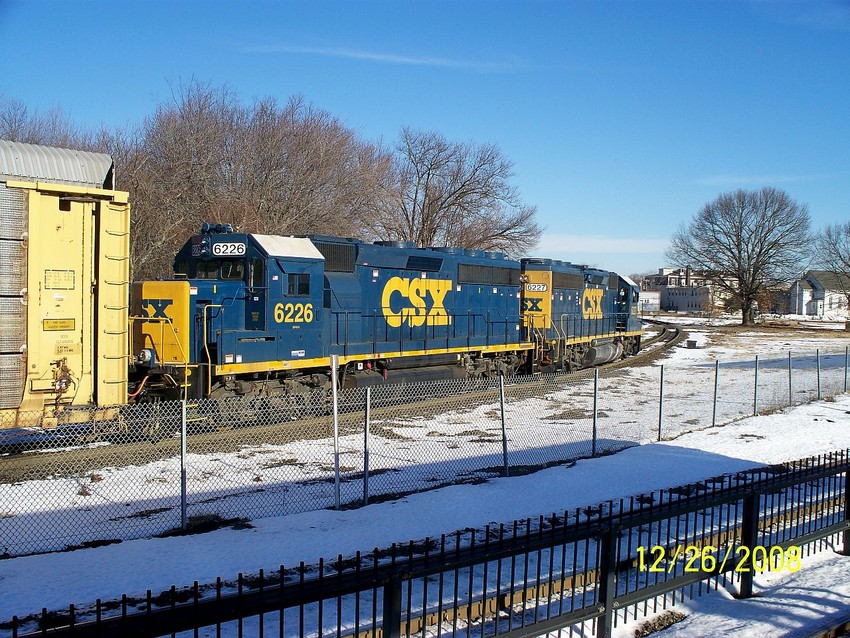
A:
<box><xmin>0</xmin><ymin>84</ymin><xmax>541</xmax><ymax>280</ymax></box>
<box><xmin>3</xmin><ymin>87</ymin><xmax>846</xmax><ymax>327</ymax></box>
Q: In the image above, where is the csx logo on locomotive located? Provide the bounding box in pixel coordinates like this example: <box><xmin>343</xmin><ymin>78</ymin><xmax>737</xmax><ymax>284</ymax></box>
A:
<box><xmin>581</xmin><ymin>289</ymin><xmax>604</xmax><ymax>320</ymax></box>
<box><xmin>381</xmin><ymin>277</ymin><xmax>452</xmax><ymax>327</ymax></box>
<box><xmin>522</xmin><ymin>298</ymin><xmax>543</xmax><ymax>312</ymax></box>
<box><xmin>141</xmin><ymin>298</ymin><xmax>173</xmax><ymax>322</ymax></box>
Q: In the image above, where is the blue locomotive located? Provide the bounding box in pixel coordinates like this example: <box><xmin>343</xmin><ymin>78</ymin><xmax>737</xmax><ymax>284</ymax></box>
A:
<box><xmin>130</xmin><ymin>225</ymin><xmax>642</xmax><ymax>400</ymax></box>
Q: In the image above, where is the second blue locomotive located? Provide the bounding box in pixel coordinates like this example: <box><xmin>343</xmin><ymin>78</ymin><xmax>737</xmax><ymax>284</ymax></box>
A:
<box><xmin>130</xmin><ymin>225</ymin><xmax>642</xmax><ymax>400</ymax></box>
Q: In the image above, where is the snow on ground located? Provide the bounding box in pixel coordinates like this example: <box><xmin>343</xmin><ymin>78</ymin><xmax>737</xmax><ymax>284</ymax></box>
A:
<box><xmin>2</xmin><ymin>320</ymin><xmax>850</xmax><ymax>636</ymax></box>
<box><xmin>4</xmin><ymin>320</ymin><xmax>848</xmax><ymax>558</ymax></box>
<box><xmin>2</xmin><ymin>396</ymin><xmax>850</xmax><ymax>636</ymax></box>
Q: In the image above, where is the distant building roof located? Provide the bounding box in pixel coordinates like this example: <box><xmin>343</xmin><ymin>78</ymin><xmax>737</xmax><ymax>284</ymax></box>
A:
<box><xmin>805</xmin><ymin>270</ymin><xmax>850</xmax><ymax>292</ymax></box>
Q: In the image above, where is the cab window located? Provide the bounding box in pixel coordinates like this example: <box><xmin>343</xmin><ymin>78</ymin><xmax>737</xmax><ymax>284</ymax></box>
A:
<box><xmin>196</xmin><ymin>260</ymin><xmax>218</xmax><ymax>279</ymax></box>
<box><xmin>288</xmin><ymin>273</ymin><xmax>310</xmax><ymax>296</ymax></box>
<box><xmin>220</xmin><ymin>259</ymin><xmax>244</xmax><ymax>281</ymax></box>
<box><xmin>248</xmin><ymin>258</ymin><xmax>264</xmax><ymax>288</ymax></box>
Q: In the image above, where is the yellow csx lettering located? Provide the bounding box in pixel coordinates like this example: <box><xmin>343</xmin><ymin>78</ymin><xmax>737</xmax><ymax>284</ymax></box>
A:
<box><xmin>582</xmin><ymin>288</ymin><xmax>604</xmax><ymax>320</ymax></box>
<box><xmin>381</xmin><ymin>277</ymin><xmax>453</xmax><ymax>327</ymax></box>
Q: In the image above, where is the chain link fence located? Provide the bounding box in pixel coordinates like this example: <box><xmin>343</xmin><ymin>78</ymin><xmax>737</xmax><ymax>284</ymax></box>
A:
<box><xmin>1</xmin><ymin>346</ymin><xmax>848</xmax><ymax>557</ymax></box>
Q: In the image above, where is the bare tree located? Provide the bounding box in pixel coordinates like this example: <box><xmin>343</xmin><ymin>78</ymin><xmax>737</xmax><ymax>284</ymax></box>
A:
<box><xmin>367</xmin><ymin>128</ymin><xmax>541</xmax><ymax>255</ymax></box>
<box><xmin>814</xmin><ymin>222</ymin><xmax>850</xmax><ymax>311</ymax></box>
<box><xmin>129</xmin><ymin>81</ymin><xmax>392</xmax><ymax>279</ymax></box>
<box><xmin>667</xmin><ymin>188</ymin><xmax>812</xmax><ymax>325</ymax></box>
<box><xmin>0</xmin><ymin>94</ymin><xmax>92</xmax><ymax>148</ymax></box>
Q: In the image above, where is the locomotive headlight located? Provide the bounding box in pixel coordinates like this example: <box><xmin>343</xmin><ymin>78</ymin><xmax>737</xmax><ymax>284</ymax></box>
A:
<box><xmin>137</xmin><ymin>348</ymin><xmax>157</xmax><ymax>367</ymax></box>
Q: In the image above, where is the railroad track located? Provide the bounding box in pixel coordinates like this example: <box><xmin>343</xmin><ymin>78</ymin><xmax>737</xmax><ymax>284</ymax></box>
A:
<box><xmin>601</xmin><ymin>319</ymin><xmax>686</xmax><ymax>371</ymax></box>
<box><xmin>0</xmin><ymin>320</ymin><xmax>686</xmax><ymax>480</ymax></box>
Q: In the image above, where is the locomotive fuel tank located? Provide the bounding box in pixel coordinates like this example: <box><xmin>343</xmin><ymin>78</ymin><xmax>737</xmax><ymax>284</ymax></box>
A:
<box><xmin>581</xmin><ymin>340</ymin><xmax>624</xmax><ymax>367</ymax></box>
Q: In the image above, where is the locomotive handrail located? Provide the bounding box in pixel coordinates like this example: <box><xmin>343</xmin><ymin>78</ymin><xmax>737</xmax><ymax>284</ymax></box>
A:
<box><xmin>202</xmin><ymin>304</ymin><xmax>223</xmax><ymax>397</ymax></box>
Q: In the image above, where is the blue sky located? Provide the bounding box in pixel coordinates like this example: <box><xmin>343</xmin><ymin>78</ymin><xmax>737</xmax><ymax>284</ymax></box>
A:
<box><xmin>2</xmin><ymin>0</ymin><xmax>848</xmax><ymax>275</ymax></box>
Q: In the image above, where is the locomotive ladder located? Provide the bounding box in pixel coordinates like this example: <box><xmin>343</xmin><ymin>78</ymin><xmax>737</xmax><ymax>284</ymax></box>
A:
<box><xmin>529</xmin><ymin>315</ymin><xmax>567</xmax><ymax>372</ymax></box>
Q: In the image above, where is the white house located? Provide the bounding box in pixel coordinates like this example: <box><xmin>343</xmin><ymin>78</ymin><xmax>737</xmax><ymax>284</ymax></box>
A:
<box><xmin>789</xmin><ymin>271</ymin><xmax>850</xmax><ymax>317</ymax></box>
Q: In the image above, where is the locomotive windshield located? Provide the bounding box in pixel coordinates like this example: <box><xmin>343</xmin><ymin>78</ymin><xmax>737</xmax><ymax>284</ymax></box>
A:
<box><xmin>173</xmin><ymin>257</ymin><xmax>247</xmax><ymax>281</ymax></box>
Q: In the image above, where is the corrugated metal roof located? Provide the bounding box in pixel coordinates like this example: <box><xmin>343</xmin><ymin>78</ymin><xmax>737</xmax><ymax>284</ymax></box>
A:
<box><xmin>0</xmin><ymin>139</ymin><xmax>114</xmax><ymax>189</ymax></box>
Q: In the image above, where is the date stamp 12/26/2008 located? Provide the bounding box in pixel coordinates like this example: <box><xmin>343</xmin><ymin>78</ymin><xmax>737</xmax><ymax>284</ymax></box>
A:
<box><xmin>637</xmin><ymin>544</ymin><xmax>801</xmax><ymax>574</ymax></box>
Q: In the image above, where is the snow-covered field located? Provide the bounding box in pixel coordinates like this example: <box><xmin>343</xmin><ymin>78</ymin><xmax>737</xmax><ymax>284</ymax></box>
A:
<box><xmin>2</xmin><ymin>318</ymin><xmax>850</xmax><ymax>636</ymax></box>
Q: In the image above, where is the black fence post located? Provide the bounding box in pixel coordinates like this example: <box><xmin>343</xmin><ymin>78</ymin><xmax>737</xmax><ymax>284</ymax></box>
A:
<box><xmin>843</xmin><ymin>469</ymin><xmax>850</xmax><ymax>557</ymax></box>
<box><xmin>596</xmin><ymin>526</ymin><xmax>618</xmax><ymax>638</ymax></box>
<box><xmin>383</xmin><ymin>574</ymin><xmax>403</xmax><ymax>638</ymax></box>
<box><xmin>737</xmin><ymin>492</ymin><xmax>760</xmax><ymax>598</ymax></box>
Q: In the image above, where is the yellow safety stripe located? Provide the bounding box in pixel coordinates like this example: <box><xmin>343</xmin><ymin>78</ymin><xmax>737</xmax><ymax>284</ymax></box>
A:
<box><xmin>213</xmin><ymin>329</ymin><xmax>643</xmax><ymax>376</ymax></box>
<box><xmin>214</xmin><ymin>342</ymin><xmax>534</xmax><ymax>376</ymax></box>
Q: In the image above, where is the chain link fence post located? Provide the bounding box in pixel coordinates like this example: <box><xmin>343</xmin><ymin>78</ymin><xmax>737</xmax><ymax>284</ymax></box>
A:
<box><xmin>753</xmin><ymin>355</ymin><xmax>759</xmax><ymax>416</ymax></box>
<box><xmin>657</xmin><ymin>364</ymin><xmax>664</xmax><ymax>441</ymax></box>
<box><xmin>712</xmin><ymin>359</ymin><xmax>719</xmax><ymax>427</ymax></box>
<box><xmin>499</xmin><ymin>375</ymin><xmax>509</xmax><ymax>477</ymax></box>
<box><xmin>181</xmin><ymin>399</ymin><xmax>187</xmax><ymax>531</ymax></box>
<box><xmin>817</xmin><ymin>349</ymin><xmax>822</xmax><ymax>400</ymax></box>
<box><xmin>788</xmin><ymin>351</ymin><xmax>793</xmax><ymax>407</ymax></box>
<box><xmin>845</xmin><ymin>345</ymin><xmax>848</xmax><ymax>393</ymax></box>
<box><xmin>364</xmin><ymin>387</ymin><xmax>371</xmax><ymax>506</ymax></box>
<box><xmin>592</xmin><ymin>368</ymin><xmax>598</xmax><ymax>457</ymax></box>
<box><xmin>331</xmin><ymin>354</ymin><xmax>341</xmax><ymax>510</ymax></box>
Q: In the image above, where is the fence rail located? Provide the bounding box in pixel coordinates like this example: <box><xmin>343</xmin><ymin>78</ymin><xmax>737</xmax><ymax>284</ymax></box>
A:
<box><xmin>11</xmin><ymin>450</ymin><xmax>850</xmax><ymax>638</ymax></box>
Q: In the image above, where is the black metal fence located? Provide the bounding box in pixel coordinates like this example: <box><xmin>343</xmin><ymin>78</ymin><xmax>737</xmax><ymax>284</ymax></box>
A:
<box><xmin>11</xmin><ymin>449</ymin><xmax>849</xmax><ymax>638</ymax></box>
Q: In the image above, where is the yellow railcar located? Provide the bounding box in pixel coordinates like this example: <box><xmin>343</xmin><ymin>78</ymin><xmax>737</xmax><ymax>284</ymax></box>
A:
<box><xmin>0</xmin><ymin>140</ymin><xmax>130</xmax><ymax>428</ymax></box>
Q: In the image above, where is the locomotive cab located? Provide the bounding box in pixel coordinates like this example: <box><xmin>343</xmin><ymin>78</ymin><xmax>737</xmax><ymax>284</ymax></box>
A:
<box><xmin>131</xmin><ymin>224</ymin><xmax>326</xmax><ymax>400</ymax></box>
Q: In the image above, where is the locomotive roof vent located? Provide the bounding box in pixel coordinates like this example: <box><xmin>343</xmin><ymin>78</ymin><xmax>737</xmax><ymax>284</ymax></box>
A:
<box><xmin>463</xmin><ymin>249</ymin><xmax>483</xmax><ymax>257</ymax></box>
<box><xmin>304</xmin><ymin>234</ymin><xmax>362</xmax><ymax>245</ymax></box>
<box><xmin>373</xmin><ymin>240</ymin><xmax>417</xmax><ymax>249</ymax></box>
<box><xmin>485</xmin><ymin>251</ymin><xmax>505</xmax><ymax>260</ymax></box>
<box><xmin>201</xmin><ymin>222</ymin><xmax>234</xmax><ymax>234</ymax></box>
<box><xmin>430</xmin><ymin>246</ymin><xmax>465</xmax><ymax>255</ymax></box>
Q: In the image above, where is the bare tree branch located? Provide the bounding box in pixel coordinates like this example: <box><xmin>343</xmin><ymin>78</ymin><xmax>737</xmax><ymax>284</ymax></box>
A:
<box><xmin>366</xmin><ymin>128</ymin><xmax>542</xmax><ymax>256</ymax></box>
